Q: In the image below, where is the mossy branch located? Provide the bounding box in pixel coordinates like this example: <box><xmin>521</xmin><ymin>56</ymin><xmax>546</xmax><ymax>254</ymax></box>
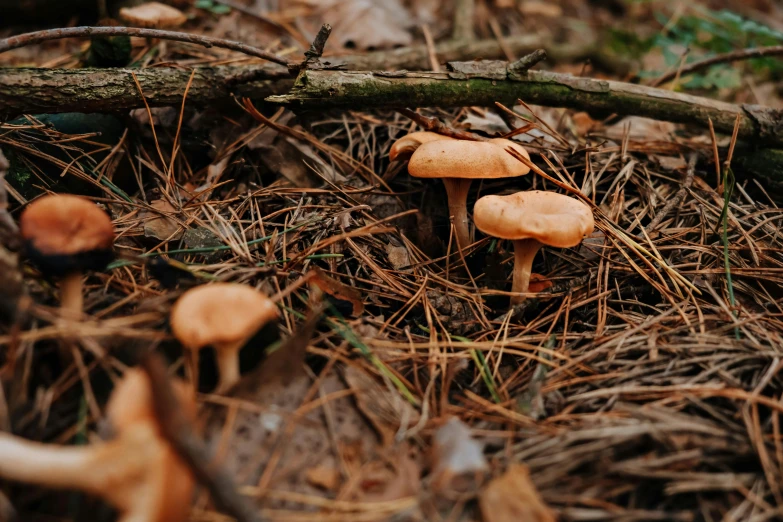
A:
<box><xmin>267</xmin><ymin>67</ymin><xmax>783</xmax><ymax>147</ymax></box>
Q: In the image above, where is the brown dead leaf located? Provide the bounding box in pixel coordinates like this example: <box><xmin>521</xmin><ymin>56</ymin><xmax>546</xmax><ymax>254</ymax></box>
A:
<box><xmin>605</xmin><ymin>116</ymin><xmax>677</xmax><ymax>141</ymax></box>
<box><xmin>519</xmin><ymin>1</ymin><xmax>563</xmax><ymax>17</ymax></box>
<box><xmin>461</xmin><ymin>111</ymin><xmax>511</xmax><ymax>135</ymax></box>
<box><xmin>310</xmin><ymin>267</ymin><xmax>364</xmax><ymax>316</ymax></box>
<box><xmin>305</xmin><ymin>464</ymin><xmax>342</xmax><ymax>491</ymax></box>
<box><xmin>571</xmin><ymin>112</ymin><xmax>598</xmax><ymax>136</ymax></box>
<box><xmin>142</xmin><ymin>199</ymin><xmax>183</xmax><ymax>241</ymax></box>
<box><xmin>293</xmin><ymin>0</ymin><xmax>414</xmax><ymax>50</ymax></box>
<box><xmin>528</xmin><ymin>274</ymin><xmax>553</xmax><ymax>293</ymax></box>
<box><xmin>386</xmin><ymin>243</ymin><xmax>412</xmax><ymax>272</ymax></box>
<box><xmin>479</xmin><ymin>464</ymin><xmax>556</xmax><ymax>522</ymax></box>
<box><xmin>355</xmin><ymin>443</ymin><xmax>422</xmax><ymax>505</ymax></box>
<box><xmin>257</xmin><ymin>135</ymin><xmax>343</xmax><ymax>188</ymax></box>
<box><xmin>343</xmin><ymin>365</ymin><xmax>419</xmax><ymax>447</ymax></box>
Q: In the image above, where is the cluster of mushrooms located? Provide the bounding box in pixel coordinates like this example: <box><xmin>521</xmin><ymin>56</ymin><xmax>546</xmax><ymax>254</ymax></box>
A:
<box><xmin>3</xmin><ymin>194</ymin><xmax>282</xmax><ymax>521</ymax></box>
<box><xmin>0</xmin><ymin>128</ymin><xmax>593</xmax><ymax>519</ymax></box>
<box><xmin>391</xmin><ymin>131</ymin><xmax>595</xmax><ymax>304</ymax></box>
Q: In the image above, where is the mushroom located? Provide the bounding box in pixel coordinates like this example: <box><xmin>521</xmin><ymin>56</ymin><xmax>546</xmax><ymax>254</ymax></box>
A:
<box><xmin>0</xmin><ymin>368</ymin><xmax>195</xmax><ymax>522</ymax></box>
<box><xmin>408</xmin><ymin>138</ymin><xmax>531</xmax><ymax>251</ymax></box>
<box><xmin>473</xmin><ymin>190</ymin><xmax>594</xmax><ymax>305</ymax></box>
<box><xmin>19</xmin><ymin>194</ymin><xmax>115</xmax><ymax>319</ymax></box>
<box><xmin>119</xmin><ymin>2</ymin><xmax>187</xmax><ymax>28</ymax></box>
<box><xmin>170</xmin><ymin>283</ymin><xmax>279</xmax><ymax>393</ymax></box>
<box><xmin>389</xmin><ymin>131</ymin><xmax>454</xmax><ymax>162</ymax></box>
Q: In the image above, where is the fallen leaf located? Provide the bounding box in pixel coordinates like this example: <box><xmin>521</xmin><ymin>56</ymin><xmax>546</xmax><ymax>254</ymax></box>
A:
<box><xmin>142</xmin><ymin>199</ymin><xmax>183</xmax><ymax>241</ymax></box>
<box><xmin>431</xmin><ymin>417</ymin><xmax>488</xmax><ymax>492</ymax></box>
<box><xmin>571</xmin><ymin>112</ymin><xmax>598</xmax><ymax>136</ymax></box>
<box><xmin>386</xmin><ymin>243</ymin><xmax>412</xmax><ymax>271</ymax></box>
<box><xmin>343</xmin><ymin>365</ymin><xmax>419</xmax><ymax>447</ymax></box>
<box><xmin>519</xmin><ymin>1</ymin><xmax>562</xmax><ymax>17</ymax></box>
<box><xmin>461</xmin><ymin>111</ymin><xmax>511</xmax><ymax>135</ymax></box>
<box><xmin>479</xmin><ymin>464</ymin><xmax>556</xmax><ymax>522</ymax></box>
<box><xmin>293</xmin><ymin>0</ymin><xmax>414</xmax><ymax>50</ymax></box>
<box><xmin>310</xmin><ymin>267</ymin><xmax>364</xmax><ymax>316</ymax></box>
<box><xmin>305</xmin><ymin>464</ymin><xmax>342</xmax><ymax>491</ymax></box>
<box><xmin>258</xmin><ymin>136</ymin><xmax>343</xmax><ymax>188</ymax></box>
<box><xmin>206</xmin><ymin>155</ymin><xmax>230</xmax><ymax>186</ymax></box>
<box><xmin>528</xmin><ymin>274</ymin><xmax>553</xmax><ymax>293</ymax></box>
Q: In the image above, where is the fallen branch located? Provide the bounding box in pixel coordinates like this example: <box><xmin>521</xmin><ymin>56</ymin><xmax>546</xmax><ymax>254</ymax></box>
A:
<box><xmin>0</xmin><ymin>26</ymin><xmax>292</xmax><ymax>67</ymax></box>
<box><xmin>0</xmin><ymin>66</ymin><xmax>292</xmax><ymax>116</ymax></box>
<box><xmin>651</xmin><ymin>45</ymin><xmax>783</xmax><ymax>87</ymax></box>
<box><xmin>0</xmin><ymin>33</ymin><xmax>625</xmax><ymax>117</ymax></box>
<box><xmin>267</xmin><ymin>66</ymin><xmax>783</xmax><ymax>147</ymax></box>
<box><xmin>397</xmin><ymin>108</ymin><xmax>484</xmax><ymax>141</ymax></box>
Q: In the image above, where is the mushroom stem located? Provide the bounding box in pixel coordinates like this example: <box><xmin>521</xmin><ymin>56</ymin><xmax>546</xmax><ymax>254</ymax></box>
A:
<box><xmin>186</xmin><ymin>349</ymin><xmax>200</xmax><ymax>392</ymax></box>
<box><xmin>60</xmin><ymin>271</ymin><xmax>84</xmax><ymax>318</ymax></box>
<box><xmin>215</xmin><ymin>339</ymin><xmax>246</xmax><ymax>393</ymax></box>
<box><xmin>0</xmin><ymin>430</ymin><xmax>145</xmax><ymax>500</ymax></box>
<box><xmin>442</xmin><ymin>178</ymin><xmax>473</xmax><ymax>252</ymax></box>
<box><xmin>511</xmin><ymin>238</ymin><xmax>543</xmax><ymax>305</ymax></box>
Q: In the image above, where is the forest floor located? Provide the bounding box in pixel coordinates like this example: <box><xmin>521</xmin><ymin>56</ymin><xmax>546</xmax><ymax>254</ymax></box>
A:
<box><xmin>3</xmin><ymin>0</ymin><xmax>783</xmax><ymax>521</ymax></box>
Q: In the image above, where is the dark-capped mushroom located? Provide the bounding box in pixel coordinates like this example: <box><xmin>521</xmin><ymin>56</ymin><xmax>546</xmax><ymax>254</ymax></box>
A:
<box><xmin>19</xmin><ymin>194</ymin><xmax>115</xmax><ymax>318</ymax></box>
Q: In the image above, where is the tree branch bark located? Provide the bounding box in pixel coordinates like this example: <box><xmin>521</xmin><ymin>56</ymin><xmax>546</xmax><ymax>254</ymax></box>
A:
<box><xmin>0</xmin><ymin>66</ymin><xmax>292</xmax><ymax>117</ymax></box>
<box><xmin>0</xmin><ymin>32</ymin><xmax>629</xmax><ymax>117</ymax></box>
<box><xmin>267</xmin><ymin>68</ymin><xmax>783</xmax><ymax>147</ymax></box>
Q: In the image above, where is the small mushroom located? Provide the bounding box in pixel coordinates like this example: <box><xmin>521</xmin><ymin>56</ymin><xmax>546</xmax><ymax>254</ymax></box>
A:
<box><xmin>389</xmin><ymin>131</ymin><xmax>454</xmax><ymax>162</ymax></box>
<box><xmin>0</xmin><ymin>368</ymin><xmax>195</xmax><ymax>522</ymax></box>
<box><xmin>473</xmin><ymin>190</ymin><xmax>594</xmax><ymax>305</ymax></box>
<box><xmin>170</xmin><ymin>283</ymin><xmax>279</xmax><ymax>393</ymax></box>
<box><xmin>119</xmin><ymin>2</ymin><xmax>187</xmax><ymax>28</ymax></box>
<box><xmin>408</xmin><ymin>138</ymin><xmax>531</xmax><ymax>251</ymax></box>
<box><xmin>19</xmin><ymin>194</ymin><xmax>115</xmax><ymax>318</ymax></box>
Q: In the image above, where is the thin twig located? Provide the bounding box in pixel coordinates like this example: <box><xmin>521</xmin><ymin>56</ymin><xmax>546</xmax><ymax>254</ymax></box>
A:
<box><xmin>303</xmin><ymin>23</ymin><xmax>332</xmax><ymax>67</ymax></box>
<box><xmin>397</xmin><ymin>108</ymin><xmax>484</xmax><ymax>141</ymax></box>
<box><xmin>645</xmin><ymin>153</ymin><xmax>698</xmax><ymax>232</ymax></box>
<box><xmin>0</xmin><ymin>26</ymin><xmax>292</xmax><ymax>67</ymax></box>
<box><xmin>507</xmin><ymin>49</ymin><xmax>547</xmax><ymax>76</ymax></box>
<box><xmin>651</xmin><ymin>45</ymin><xmax>783</xmax><ymax>87</ymax></box>
<box><xmin>141</xmin><ymin>354</ymin><xmax>264</xmax><ymax>522</ymax></box>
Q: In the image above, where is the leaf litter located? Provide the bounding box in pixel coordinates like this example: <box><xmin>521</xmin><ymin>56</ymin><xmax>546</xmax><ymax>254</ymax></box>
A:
<box><xmin>3</xmin><ymin>1</ymin><xmax>783</xmax><ymax>521</ymax></box>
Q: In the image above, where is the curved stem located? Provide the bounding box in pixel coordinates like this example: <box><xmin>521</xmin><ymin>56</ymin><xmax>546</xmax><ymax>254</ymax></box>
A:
<box><xmin>215</xmin><ymin>340</ymin><xmax>245</xmax><ymax>393</ymax></box>
<box><xmin>0</xmin><ymin>432</ymin><xmax>120</xmax><ymax>496</ymax></box>
<box><xmin>511</xmin><ymin>238</ymin><xmax>542</xmax><ymax>305</ymax></box>
<box><xmin>60</xmin><ymin>271</ymin><xmax>83</xmax><ymax>319</ymax></box>
<box><xmin>442</xmin><ymin>178</ymin><xmax>473</xmax><ymax>253</ymax></box>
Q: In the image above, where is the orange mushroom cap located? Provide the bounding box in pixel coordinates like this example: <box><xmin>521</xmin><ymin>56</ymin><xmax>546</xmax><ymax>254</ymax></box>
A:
<box><xmin>389</xmin><ymin>131</ymin><xmax>454</xmax><ymax>162</ymax></box>
<box><xmin>473</xmin><ymin>190</ymin><xmax>594</xmax><ymax>247</ymax></box>
<box><xmin>170</xmin><ymin>283</ymin><xmax>278</xmax><ymax>350</ymax></box>
<box><xmin>107</xmin><ymin>368</ymin><xmax>196</xmax><ymax>434</ymax></box>
<box><xmin>105</xmin><ymin>368</ymin><xmax>196</xmax><ymax>522</ymax></box>
<box><xmin>0</xmin><ymin>368</ymin><xmax>196</xmax><ymax>522</ymax></box>
<box><xmin>408</xmin><ymin>138</ymin><xmax>531</xmax><ymax>180</ymax></box>
<box><xmin>119</xmin><ymin>2</ymin><xmax>187</xmax><ymax>28</ymax></box>
<box><xmin>20</xmin><ymin>194</ymin><xmax>114</xmax><ymax>256</ymax></box>
<box><xmin>19</xmin><ymin>194</ymin><xmax>115</xmax><ymax>275</ymax></box>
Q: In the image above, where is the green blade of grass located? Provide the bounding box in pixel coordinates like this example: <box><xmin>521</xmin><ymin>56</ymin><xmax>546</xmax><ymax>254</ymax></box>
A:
<box><xmin>720</xmin><ymin>166</ymin><xmax>740</xmax><ymax>340</ymax></box>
